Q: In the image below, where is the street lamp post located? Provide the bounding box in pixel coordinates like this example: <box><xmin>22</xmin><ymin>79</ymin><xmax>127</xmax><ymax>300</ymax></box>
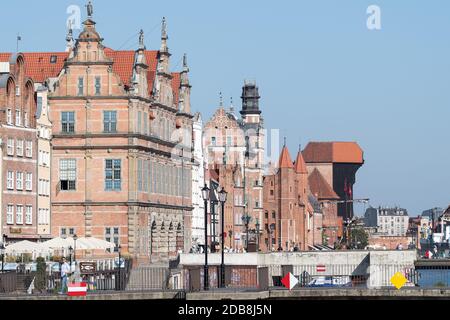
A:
<box><xmin>117</xmin><ymin>244</ymin><xmax>121</xmax><ymax>291</ymax></box>
<box><xmin>201</xmin><ymin>184</ymin><xmax>210</xmax><ymax>291</ymax></box>
<box><xmin>269</xmin><ymin>224</ymin><xmax>275</xmax><ymax>252</ymax></box>
<box><xmin>242</xmin><ymin>214</ymin><xmax>252</xmax><ymax>251</ymax></box>
<box><xmin>255</xmin><ymin>219</ymin><xmax>260</xmax><ymax>252</ymax></box>
<box><xmin>73</xmin><ymin>234</ymin><xmax>78</xmax><ymax>267</ymax></box>
<box><xmin>218</xmin><ymin>187</ymin><xmax>227</xmax><ymax>288</ymax></box>
<box><xmin>0</xmin><ymin>243</ymin><xmax>5</xmax><ymax>273</ymax></box>
<box><xmin>68</xmin><ymin>246</ymin><xmax>73</xmax><ymax>271</ymax></box>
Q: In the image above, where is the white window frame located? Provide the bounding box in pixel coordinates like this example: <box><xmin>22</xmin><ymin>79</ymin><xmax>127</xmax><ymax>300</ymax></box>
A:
<box><xmin>7</xmin><ymin>171</ymin><xmax>14</xmax><ymax>190</ymax></box>
<box><xmin>16</xmin><ymin>205</ymin><xmax>23</xmax><ymax>225</ymax></box>
<box><xmin>16</xmin><ymin>172</ymin><xmax>23</xmax><ymax>190</ymax></box>
<box><xmin>25</xmin><ymin>140</ymin><xmax>32</xmax><ymax>157</ymax></box>
<box><xmin>16</xmin><ymin>139</ymin><xmax>24</xmax><ymax>157</ymax></box>
<box><xmin>25</xmin><ymin>173</ymin><xmax>32</xmax><ymax>191</ymax></box>
<box><xmin>6</xmin><ymin>205</ymin><xmax>14</xmax><ymax>225</ymax></box>
<box><xmin>15</xmin><ymin>109</ymin><xmax>21</xmax><ymax>126</ymax></box>
<box><xmin>7</xmin><ymin>138</ymin><xmax>14</xmax><ymax>156</ymax></box>
<box><xmin>7</xmin><ymin>109</ymin><xmax>12</xmax><ymax>124</ymax></box>
<box><xmin>25</xmin><ymin>206</ymin><xmax>32</xmax><ymax>225</ymax></box>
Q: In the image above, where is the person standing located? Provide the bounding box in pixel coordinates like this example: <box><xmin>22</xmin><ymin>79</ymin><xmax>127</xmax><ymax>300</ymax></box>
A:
<box><xmin>59</xmin><ymin>257</ymin><xmax>71</xmax><ymax>294</ymax></box>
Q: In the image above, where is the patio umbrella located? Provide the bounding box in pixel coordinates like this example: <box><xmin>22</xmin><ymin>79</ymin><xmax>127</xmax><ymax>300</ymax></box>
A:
<box><xmin>40</xmin><ymin>237</ymin><xmax>71</xmax><ymax>250</ymax></box>
<box><xmin>5</xmin><ymin>240</ymin><xmax>50</xmax><ymax>255</ymax></box>
<box><xmin>42</xmin><ymin>236</ymin><xmax>115</xmax><ymax>250</ymax></box>
<box><xmin>75</xmin><ymin>237</ymin><xmax>116</xmax><ymax>250</ymax></box>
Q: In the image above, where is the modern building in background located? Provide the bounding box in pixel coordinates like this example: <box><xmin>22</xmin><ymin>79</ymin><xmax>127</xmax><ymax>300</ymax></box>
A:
<box><xmin>364</xmin><ymin>206</ymin><xmax>409</xmax><ymax>236</ymax></box>
<box><xmin>0</xmin><ymin>53</ymin><xmax>39</xmax><ymax>243</ymax></box>
<box><xmin>422</xmin><ymin>207</ymin><xmax>444</xmax><ymax>230</ymax></box>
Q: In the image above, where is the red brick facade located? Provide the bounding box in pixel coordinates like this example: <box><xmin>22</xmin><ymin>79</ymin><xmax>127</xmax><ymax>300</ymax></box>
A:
<box><xmin>0</xmin><ymin>54</ymin><xmax>39</xmax><ymax>242</ymax></box>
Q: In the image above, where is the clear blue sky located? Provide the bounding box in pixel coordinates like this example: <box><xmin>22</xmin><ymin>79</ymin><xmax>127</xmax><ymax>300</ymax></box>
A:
<box><xmin>1</xmin><ymin>0</ymin><xmax>449</xmax><ymax>215</ymax></box>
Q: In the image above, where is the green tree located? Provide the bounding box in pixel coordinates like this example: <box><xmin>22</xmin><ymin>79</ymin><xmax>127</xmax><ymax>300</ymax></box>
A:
<box><xmin>35</xmin><ymin>257</ymin><xmax>47</xmax><ymax>292</ymax></box>
<box><xmin>349</xmin><ymin>227</ymin><xmax>368</xmax><ymax>249</ymax></box>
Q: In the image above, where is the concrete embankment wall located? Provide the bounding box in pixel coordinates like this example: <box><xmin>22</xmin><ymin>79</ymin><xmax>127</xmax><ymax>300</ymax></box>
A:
<box><xmin>179</xmin><ymin>250</ymin><xmax>417</xmax><ymax>288</ymax></box>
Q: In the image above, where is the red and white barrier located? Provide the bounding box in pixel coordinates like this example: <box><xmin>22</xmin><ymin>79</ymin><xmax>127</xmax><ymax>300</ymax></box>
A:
<box><xmin>67</xmin><ymin>282</ymin><xmax>88</xmax><ymax>297</ymax></box>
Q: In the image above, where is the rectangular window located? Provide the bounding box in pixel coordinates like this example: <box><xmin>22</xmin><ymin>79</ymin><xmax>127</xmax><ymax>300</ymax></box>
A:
<box><xmin>103</xmin><ymin>111</ymin><xmax>117</xmax><ymax>133</ymax></box>
<box><xmin>25</xmin><ymin>206</ymin><xmax>32</xmax><ymax>225</ymax></box>
<box><xmin>16</xmin><ymin>172</ymin><xmax>23</xmax><ymax>190</ymax></box>
<box><xmin>138</xmin><ymin>159</ymin><xmax>143</xmax><ymax>192</ymax></box>
<box><xmin>25</xmin><ymin>173</ymin><xmax>32</xmax><ymax>191</ymax></box>
<box><xmin>7</xmin><ymin>205</ymin><xmax>14</xmax><ymax>224</ymax></box>
<box><xmin>7</xmin><ymin>138</ymin><xmax>14</xmax><ymax>156</ymax></box>
<box><xmin>25</xmin><ymin>141</ymin><xmax>32</xmax><ymax>157</ymax></box>
<box><xmin>144</xmin><ymin>112</ymin><xmax>148</xmax><ymax>135</ymax></box>
<box><xmin>137</xmin><ymin>111</ymin><xmax>142</xmax><ymax>133</ymax></box>
<box><xmin>143</xmin><ymin>160</ymin><xmax>148</xmax><ymax>192</ymax></box>
<box><xmin>105</xmin><ymin>227</ymin><xmax>120</xmax><ymax>252</ymax></box>
<box><xmin>24</xmin><ymin>112</ymin><xmax>28</xmax><ymax>127</ymax></box>
<box><xmin>16</xmin><ymin>139</ymin><xmax>23</xmax><ymax>157</ymax></box>
<box><xmin>61</xmin><ymin>111</ymin><xmax>75</xmax><ymax>133</ymax></box>
<box><xmin>15</xmin><ymin>110</ymin><xmax>21</xmax><ymax>126</ymax></box>
<box><xmin>7</xmin><ymin>109</ymin><xmax>12</xmax><ymax>124</ymax></box>
<box><xmin>78</xmin><ymin>77</ymin><xmax>84</xmax><ymax>96</ymax></box>
<box><xmin>59</xmin><ymin>159</ymin><xmax>76</xmax><ymax>191</ymax></box>
<box><xmin>61</xmin><ymin>228</ymin><xmax>66</xmax><ymax>236</ymax></box>
<box><xmin>95</xmin><ymin>76</ymin><xmax>101</xmax><ymax>95</ymax></box>
<box><xmin>7</xmin><ymin>171</ymin><xmax>14</xmax><ymax>190</ymax></box>
<box><xmin>16</xmin><ymin>205</ymin><xmax>23</xmax><ymax>224</ymax></box>
<box><xmin>105</xmin><ymin>159</ymin><xmax>121</xmax><ymax>191</ymax></box>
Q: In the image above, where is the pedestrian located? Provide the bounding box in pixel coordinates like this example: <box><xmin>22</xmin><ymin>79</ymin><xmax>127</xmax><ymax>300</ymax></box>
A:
<box><xmin>59</xmin><ymin>257</ymin><xmax>71</xmax><ymax>295</ymax></box>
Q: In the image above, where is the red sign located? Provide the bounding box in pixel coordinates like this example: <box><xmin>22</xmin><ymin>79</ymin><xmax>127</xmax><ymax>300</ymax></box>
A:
<box><xmin>316</xmin><ymin>265</ymin><xmax>326</xmax><ymax>272</ymax></box>
<box><xmin>67</xmin><ymin>282</ymin><xmax>87</xmax><ymax>297</ymax></box>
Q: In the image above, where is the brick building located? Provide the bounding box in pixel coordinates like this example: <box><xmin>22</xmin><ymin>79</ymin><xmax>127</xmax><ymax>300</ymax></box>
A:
<box><xmin>262</xmin><ymin>145</ymin><xmax>326</xmax><ymax>251</ymax></box>
<box><xmin>0</xmin><ymin>53</ymin><xmax>39</xmax><ymax>242</ymax></box>
<box><xmin>203</xmin><ymin>82</ymin><xmax>265</xmax><ymax>250</ymax></box>
<box><xmin>2</xmin><ymin>7</ymin><xmax>194</xmax><ymax>263</ymax></box>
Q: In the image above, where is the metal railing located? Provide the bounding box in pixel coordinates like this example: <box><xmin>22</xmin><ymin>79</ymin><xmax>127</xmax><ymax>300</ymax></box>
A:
<box><xmin>0</xmin><ymin>271</ymin><xmax>17</xmax><ymax>293</ymax></box>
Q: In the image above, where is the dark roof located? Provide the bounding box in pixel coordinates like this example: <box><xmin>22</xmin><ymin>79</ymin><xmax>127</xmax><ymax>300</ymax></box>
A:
<box><xmin>308</xmin><ymin>168</ymin><xmax>339</xmax><ymax>200</ymax></box>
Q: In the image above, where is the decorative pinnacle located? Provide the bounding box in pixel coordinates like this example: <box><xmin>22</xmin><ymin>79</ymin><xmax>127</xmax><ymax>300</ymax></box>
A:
<box><xmin>183</xmin><ymin>53</ymin><xmax>189</xmax><ymax>71</ymax></box>
<box><xmin>219</xmin><ymin>92</ymin><xmax>223</xmax><ymax>107</ymax></box>
<box><xmin>139</xmin><ymin>29</ymin><xmax>145</xmax><ymax>49</ymax></box>
<box><xmin>162</xmin><ymin>17</ymin><xmax>167</xmax><ymax>39</ymax></box>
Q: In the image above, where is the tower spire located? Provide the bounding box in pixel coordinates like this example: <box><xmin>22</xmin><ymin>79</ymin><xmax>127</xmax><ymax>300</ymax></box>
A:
<box><xmin>219</xmin><ymin>92</ymin><xmax>223</xmax><ymax>107</ymax></box>
<box><xmin>160</xmin><ymin>17</ymin><xmax>169</xmax><ymax>53</ymax></box>
<box><xmin>161</xmin><ymin>17</ymin><xmax>168</xmax><ymax>39</ymax></box>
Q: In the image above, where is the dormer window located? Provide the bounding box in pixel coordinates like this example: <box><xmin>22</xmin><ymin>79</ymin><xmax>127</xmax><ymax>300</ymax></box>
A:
<box><xmin>50</xmin><ymin>55</ymin><xmax>57</xmax><ymax>64</ymax></box>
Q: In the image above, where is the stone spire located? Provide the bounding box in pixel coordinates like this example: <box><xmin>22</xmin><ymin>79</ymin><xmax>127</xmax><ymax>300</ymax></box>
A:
<box><xmin>132</xmin><ymin>29</ymin><xmax>149</xmax><ymax>97</ymax></box>
<box><xmin>179</xmin><ymin>53</ymin><xmax>191</xmax><ymax>113</ymax></box>
<box><xmin>294</xmin><ymin>144</ymin><xmax>308</xmax><ymax>174</ymax></box>
<box><xmin>180</xmin><ymin>53</ymin><xmax>190</xmax><ymax>86</ymax></box>
<box><xmin>160</xmin><ymin>17</ymin><xmax>169</xmax><ymax>53</ymax></box>
<box><xmin>278</xmin><ymin>141</ymin><xmax>294</xmax><ymax>169</ymax></box>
